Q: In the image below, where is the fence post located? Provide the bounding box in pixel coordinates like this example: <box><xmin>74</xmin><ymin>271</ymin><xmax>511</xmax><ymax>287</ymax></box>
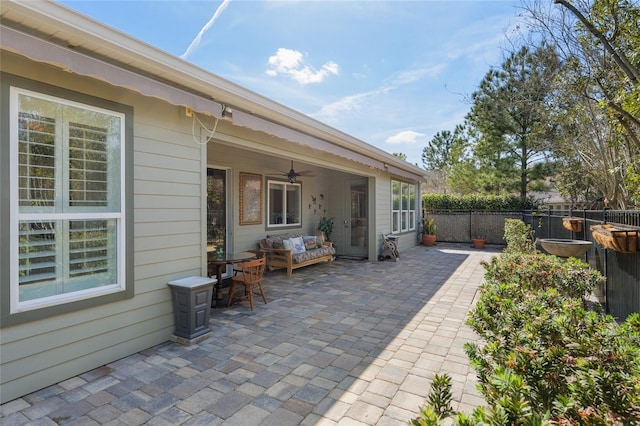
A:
<box><xmin>469</xmin><ymin>210</ymin><xmax>472</xmax><ymax>242</ymax></box>
<box><xmin>602</xmin><ymin>205</ymin><xmax>609</xmax><ymax>314</ymax></box>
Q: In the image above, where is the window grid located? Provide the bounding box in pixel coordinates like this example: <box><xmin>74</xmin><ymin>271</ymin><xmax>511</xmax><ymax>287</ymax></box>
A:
<box><xmin>391</xmin><ymin>180</ymin><xmax>417</xmax><ymax>234</ymax></box>
<box><xmin>12</xmin><ymin>87</ymin><xmax>125</xmax><ymax>312</ymax></box>
<box><xmin>267</xmin><ymin>180</ymin><xmax>301</xmax><ymax>227</ymax></box>
<box><xmin>18</xmin><ymin>113</ymin><xmax>57</xmax><ymax>207</ymax></box>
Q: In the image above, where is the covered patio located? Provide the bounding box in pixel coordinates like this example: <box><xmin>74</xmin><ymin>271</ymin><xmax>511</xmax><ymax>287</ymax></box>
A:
<box><xmin>1</xmin><ymin>244</ymin><xmax>499</xmax><ymax>425</ymax></box>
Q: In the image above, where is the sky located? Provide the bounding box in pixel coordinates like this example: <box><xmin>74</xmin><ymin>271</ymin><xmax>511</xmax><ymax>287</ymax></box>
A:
<box><xmin>59</xmin><ymin>0</ymin><xmax>525</xmax><ymax>167</ymax></box>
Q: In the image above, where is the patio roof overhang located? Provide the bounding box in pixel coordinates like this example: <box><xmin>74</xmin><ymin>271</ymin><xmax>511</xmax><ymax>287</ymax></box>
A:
<box><xmin>0</xmin><ymin>26</ymin><xmax>224</xmax><ymax>119</ymax></box>
<box><xmin>232</xmin><ymin>110</ymin><xmax>420</xmax><ymax>180</ymax></box>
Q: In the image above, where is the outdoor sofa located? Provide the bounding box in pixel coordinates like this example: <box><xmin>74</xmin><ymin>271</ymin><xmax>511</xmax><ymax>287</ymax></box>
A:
<box><xmin>258</xmin><ymin>234</ymin><xmax>335</xmax><ymax>276</ymax></box>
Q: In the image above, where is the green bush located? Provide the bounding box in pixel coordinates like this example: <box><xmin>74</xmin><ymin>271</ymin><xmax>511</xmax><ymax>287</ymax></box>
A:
<box><xmin>411</xmin><ymin>248</ymin><xmax>640</xmax><ymax>425</ymax></box>
<box><xmin>466</xmin><ymin>256</ymin><xmax>639</xmax><ymax>424</ymax></box>
<box><xmin>503</xmin><ymin>218</ymin><xmax>537</xmax><ymax>254</ymax></box>
<box><xmin>422</xmin><ymin>194</ymin><xmax>541</xmax><ymax>212</ymax></box>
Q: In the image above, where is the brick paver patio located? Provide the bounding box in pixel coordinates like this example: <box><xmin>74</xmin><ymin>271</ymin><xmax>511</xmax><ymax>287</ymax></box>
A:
<box><xmin>1</xmin><ymin>243</ymin><xmax>499</xmax><ymax>425</ymax></box>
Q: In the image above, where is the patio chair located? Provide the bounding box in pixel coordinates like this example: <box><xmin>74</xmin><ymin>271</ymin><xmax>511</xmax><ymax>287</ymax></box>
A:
<box><xmin>227</xmin><ymin>256</ymin><xmax>267</xmax><ymax>310</ymax></box>
<box><xmin>233</xmin><ymin>249</ymin><xmax>265</xmax><ymax>276</ymax></box>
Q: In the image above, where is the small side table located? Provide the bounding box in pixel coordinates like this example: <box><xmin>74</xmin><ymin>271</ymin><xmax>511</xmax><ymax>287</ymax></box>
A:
<box><xmin>167</xmin><ymin>276</ymin><xmax>215</xmax><ymax>345</ymax></box>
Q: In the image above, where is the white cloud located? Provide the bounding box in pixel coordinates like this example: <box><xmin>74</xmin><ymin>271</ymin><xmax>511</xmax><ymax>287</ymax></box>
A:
<box><xmin>315</xmin><ymin>91</ymin><xmax>374</xmax><ymax>118</ymax></box>
<box><xmin>390</xmin><ymin>64</ymin><xmax>445</xmax><ymax>86</ymax></box>
<box><xmin>266</xmin><ymin>48</ymin><xmax>339</xmax><ymax>85</ymax></box>
<box><xmin>386</xmin><ymin>130</ymin><xmax>425</xmax><ymax>145</ymax></box>
<box><xmin>314</xmin><ymin>64</ymin><xmax>444</xmax><ymax>122</ymax></box>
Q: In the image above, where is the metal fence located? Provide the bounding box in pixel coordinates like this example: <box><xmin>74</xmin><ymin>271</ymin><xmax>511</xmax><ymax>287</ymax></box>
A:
<box><xmin>425</xmin><ymin>211</ymin><xmax>523</xmax><ymax>245</ymax></box>
<box><xmin>425</xmin><ymin>209</ymin><xmax>640</xmax><ymax>321</ymax></box>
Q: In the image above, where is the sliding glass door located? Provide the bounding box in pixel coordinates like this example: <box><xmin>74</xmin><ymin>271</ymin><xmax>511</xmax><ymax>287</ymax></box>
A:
<box><xmin>207</xmin><ymin>168</ymin><xmax>228</xmax><ymax>257</ymax></box>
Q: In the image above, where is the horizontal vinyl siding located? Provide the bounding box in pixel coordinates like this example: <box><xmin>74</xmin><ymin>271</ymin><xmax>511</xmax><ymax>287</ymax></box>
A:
<box><xmin>1</xmin><ymin>54</ymin><xmax>206</xmax><ymax>403</ymax></box>
<box><xmin>375</xmin><ymin>176</ymin><xmax>392</xmax><ymax>254</ymax></box>
<box><xmin>373</xmin><ymin>175</ymin><xmax>419</xmax><ymax>254</ymax></box>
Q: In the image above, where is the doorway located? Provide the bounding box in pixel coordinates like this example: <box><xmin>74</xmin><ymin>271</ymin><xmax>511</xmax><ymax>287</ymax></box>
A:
<box><xmin>206</xmin><ymin>168</ymin><xmax>230</xmax><ymax>273</ymax></box>
<box><xmin>341</xmin><ymin>178</ymin><xmax>368</xmax><ymax>258</ymax></box>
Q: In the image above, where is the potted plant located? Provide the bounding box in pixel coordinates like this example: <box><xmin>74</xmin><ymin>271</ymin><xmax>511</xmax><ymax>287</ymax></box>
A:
<box><xmin>472</xmin><ymin>237</ymin><xmax>487</xmax><ymax>249</ymax></box>
<box><xmin>317</xmin><ymin>216</ymin><xmax>335</xmax><ymax>241</ymax></box>
<box><xmin>421</xmin><ymin>216</ymin><xmax>436</xmax><ymax>246</ymax></box>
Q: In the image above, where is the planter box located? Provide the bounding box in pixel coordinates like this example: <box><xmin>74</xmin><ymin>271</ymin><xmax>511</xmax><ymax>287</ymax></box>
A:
<box><xmin>590</xmin><ymin>224</ymin><xmax>640</xmax><ymax>253</ymax></box>
<box><xmin>167</xmin><ymin>276</ymin><xmax>215</xmax><ymax>344</ymax></box>
<box><xmin>562</xmin><ymin>217</ymin><xmax>584</xmax><ymax>232</ymax></box>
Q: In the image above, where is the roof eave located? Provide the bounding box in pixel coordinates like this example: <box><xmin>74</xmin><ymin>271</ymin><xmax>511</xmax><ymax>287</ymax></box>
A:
<box><xmin>1</xmin><ymin>0</ymin><xmax>426</xmax><ymax>179</ymax></box>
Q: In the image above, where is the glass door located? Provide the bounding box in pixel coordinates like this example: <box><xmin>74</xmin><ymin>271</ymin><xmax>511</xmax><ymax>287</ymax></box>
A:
<box><xmin>342</xmin><ymin>178</ymin><xmax>368</xmax><ymax>258</ymax></box>
<box><xmin>207</xmin><ymin>168</ymin><xmax>227</xmax><ymax>260</ymax></box>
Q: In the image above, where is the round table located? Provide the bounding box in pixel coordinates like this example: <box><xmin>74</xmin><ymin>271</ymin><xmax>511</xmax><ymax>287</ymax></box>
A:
<box><xmin>207</xmin><ymin>251</ymin><xmax>257</xmax><ymax>307</ymax></box>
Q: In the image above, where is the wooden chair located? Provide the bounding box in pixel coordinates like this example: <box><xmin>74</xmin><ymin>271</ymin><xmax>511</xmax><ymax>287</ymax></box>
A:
<box><xmin>227</xmin><ymin>256</ymin><xmax>267</xmax><ymax>310</ymax></box>
<box><xmin>232</xmin><ymin>250</ymin><xmax>265</xmax><ymax>276</ymax></box>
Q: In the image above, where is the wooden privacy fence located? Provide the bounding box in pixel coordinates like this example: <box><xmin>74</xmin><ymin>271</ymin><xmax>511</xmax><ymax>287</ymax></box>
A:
<box><xmin>423</xmin><ymin>209</ymin><xmax>640</xmax><ymax>321</ymax></box>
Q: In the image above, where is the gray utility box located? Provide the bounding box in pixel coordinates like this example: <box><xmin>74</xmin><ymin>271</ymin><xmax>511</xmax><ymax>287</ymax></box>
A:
<box><xmin>167</xmin><ymin>276</ymin><xmax>215</xmax><ymax>341</ymax></box>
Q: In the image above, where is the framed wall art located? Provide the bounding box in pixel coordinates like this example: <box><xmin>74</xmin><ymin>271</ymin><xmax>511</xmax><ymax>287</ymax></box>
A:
<box><xmin>239</xmin><ymin>172</ymin><xmax>263</xmax><ymax>225</ymax></box>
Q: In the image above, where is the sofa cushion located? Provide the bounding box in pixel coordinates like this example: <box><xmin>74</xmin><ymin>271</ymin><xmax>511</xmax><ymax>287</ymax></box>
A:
<box><xmin>261</xmin><ymin>233</ymin><xmax>308</xmax><ymax>249</ymax></box>
<box><xmin>303</xmin><ymin>236</ymin><xmax>318</xmax><ymax>250</ymax></box>
<box><xmin>289</xmin><ymin>236</ymin><xmax>306</xmax><ymax>254</ymax></box>
<box><xmin>292</xmin><ymin>245</ymin><xmax>335</xmax><ymax>264</ymax></box>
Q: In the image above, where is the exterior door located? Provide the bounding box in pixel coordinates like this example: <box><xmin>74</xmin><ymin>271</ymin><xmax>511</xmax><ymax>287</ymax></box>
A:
<box><xmin>206</xmin><ymin>168</ymin><xmax>230</xmax><ymax>275</ymax></box>
<box><xmin>342</xmin><ymin>178</ymin><xmax>368</xmax><ymax>258</ymax></box>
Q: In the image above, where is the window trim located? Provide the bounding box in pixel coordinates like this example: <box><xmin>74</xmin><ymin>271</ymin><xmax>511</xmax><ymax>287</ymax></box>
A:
<box><xmin>1</xmin><ymin>72</ymin><xmax>134</xmax><ymax>327</ymax></box>
<box><xmin>266</xmin><ymin>179</ymin><xmax>302</xmax><ymax>230</ymax></box>
<box><xmin>391</xmin><ymin>179</ymin><xmax>417</xmax><ymax>234</ymax></box>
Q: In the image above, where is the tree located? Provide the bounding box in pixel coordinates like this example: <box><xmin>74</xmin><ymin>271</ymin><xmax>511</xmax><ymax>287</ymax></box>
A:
<box><xmin>392</xmin><ymin>152</ymin><xmax>407</xmax><ymax>161</ymax></box>
<box><xmin>523</xmin><ymin>0</ymin><xmax>640</xmax><ymax>207</ymax></box>
<box><xmin>422</xmin><ymin>126</ymin><xmax>464</xmax><ymax>170</ymax></box>
<box><xmin>422</xmin><ymin>124</ymin><xmax>473</xmax><ymax>193</ymax></box>
<box><xmin>466</xmin><ymin>44</ymin><xmax>561</xmax><ymax>199</ymax></box>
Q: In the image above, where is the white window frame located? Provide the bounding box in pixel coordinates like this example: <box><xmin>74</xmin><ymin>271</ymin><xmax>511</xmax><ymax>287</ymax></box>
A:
<box><xmin>391</xmin><ymin>180</ymin><xmax>417</xmax><ymax>234</ymax></box>
<box><xmin>9</xmin><ymin>87</ymin><xmax>126</xmax><ymax>313</ymax></box>
<box><xmin>266</xmin><ymin>180</ymin><xmax>302</xmax><ymax>228</ymax></box>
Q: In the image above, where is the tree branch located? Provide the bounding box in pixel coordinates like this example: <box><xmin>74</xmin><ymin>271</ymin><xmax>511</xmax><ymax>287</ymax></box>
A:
<box><xmin>554</xmin><ymin>0</ymin><xmax>639</xmax><ymax>83</ymax></box>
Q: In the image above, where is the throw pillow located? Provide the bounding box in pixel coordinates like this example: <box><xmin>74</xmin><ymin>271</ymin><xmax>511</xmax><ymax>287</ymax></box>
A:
<box><xmin>290</xmin><ymin>236</ymin><xmax>306</xmax><ymax>254</ymax></box>
<box><xmin>282</xmin><ymin>238</ymin><xmax>293</xmax><ymax>250</ymax></box>
<box><xmin>303</xmin><ymin>236</ymin><xmax>317</xmax><ymax>250</ymax></box>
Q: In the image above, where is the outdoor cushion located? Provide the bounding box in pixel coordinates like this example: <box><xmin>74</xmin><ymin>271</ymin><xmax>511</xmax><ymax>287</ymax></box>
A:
<box><xmin>289</xmin><ymin>236</ymin><xmax>306</xmax><ymax>254</ymax></box>
<box><xmin>303</xmin><ymin>235</ymin><xmax>318</xmax><ymax>250</ymax></box>
<box><xmin>292</xmin><ymin>245</ymin><xmax>335</xmax><ymax>264</ymax></box>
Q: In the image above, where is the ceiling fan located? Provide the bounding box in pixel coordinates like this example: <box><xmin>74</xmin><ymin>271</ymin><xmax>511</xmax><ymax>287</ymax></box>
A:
<box><xmin>279</xmin><ymin>160</ymin><xmax>314</xmax><ymax>183</ymax></box>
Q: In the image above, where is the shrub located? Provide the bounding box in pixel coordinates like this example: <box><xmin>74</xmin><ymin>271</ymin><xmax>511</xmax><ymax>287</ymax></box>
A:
<box><xmin>503</xmin><ymin>218</ymin><xmax>536</xmax><ymax>254</ymax></box>
<box><xmin>411</xmin><ymin>251</ymin><xmax>640</xmax><ymax>425</ymax></box>
<box><xmin>481</xmin><ymin>253</ymin><xmax>603</xmax><ymax>300</ymax></box>
<box><xmin>422</xmin><ymin>194</ymin><xmax>541</xmax><ymax>212</ymax></box>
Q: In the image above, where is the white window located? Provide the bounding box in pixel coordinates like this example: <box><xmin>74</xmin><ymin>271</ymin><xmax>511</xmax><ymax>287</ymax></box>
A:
<box><xmin>10</xmin><ymin>87</ymin><xmax>126</xmax><ymax>313</ymax></box>
<box><xmin>267</xmin><ymin>180</ymin><xmax>301</xmax><ymax>228</ymax></box>
<box><xmin>391</xmin><ymin>180</ymin><xmax>416</xmax><ymax>234</ymax></box>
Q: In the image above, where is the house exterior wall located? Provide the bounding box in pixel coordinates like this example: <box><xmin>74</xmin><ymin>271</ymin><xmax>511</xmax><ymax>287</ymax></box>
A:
<box><xmin>205</xmin><ymin>125</ymin><xmax>424</xmax><ymax>257</ymax></box>
<box><xmin>0</xmin><ymin>52</ymin><xmax>204</xmax><ymax>403</ymax></box>
<box><xmin>373</xmin><ymin>173</ymin><xmax>419</xmax><ymax>254</ymax></box>
<box><xmin>0</xmin><ymin>49</ymin><xmax>422</xmax><ymax>403</ymax></box>
<box><xmin>207</xmin><ymin>141</ymin><xmax>333</xmax><ymax>250</ymax></box>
